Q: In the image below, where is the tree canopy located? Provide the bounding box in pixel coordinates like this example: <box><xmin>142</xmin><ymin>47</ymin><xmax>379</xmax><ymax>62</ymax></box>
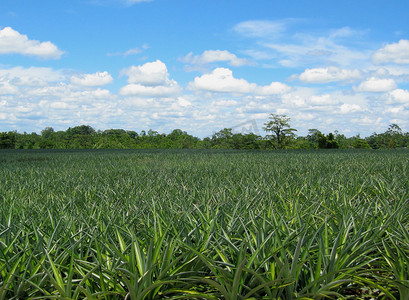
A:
<box><xmin>1</xmin><ymin>119</ymin><xmax>408</xmax><ymax>150</ymax></box>
<box><xmin>263</xmin><ymin>114</ymin><xmax>297</xmax><ymax>149</ymax></box>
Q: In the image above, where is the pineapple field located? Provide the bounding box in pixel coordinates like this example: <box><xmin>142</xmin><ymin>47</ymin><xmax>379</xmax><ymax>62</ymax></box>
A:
<box><xmin>1</xmin><ymin>149</ymin><xmax>408</xmax><ymax>299</ymax></box>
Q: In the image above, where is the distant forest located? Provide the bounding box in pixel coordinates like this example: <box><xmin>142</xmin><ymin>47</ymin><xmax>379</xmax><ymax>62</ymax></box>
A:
<box><xmin>1</xmin><ymin>115</ymin><xmax>408</xmax><ymax>150</ymax></box>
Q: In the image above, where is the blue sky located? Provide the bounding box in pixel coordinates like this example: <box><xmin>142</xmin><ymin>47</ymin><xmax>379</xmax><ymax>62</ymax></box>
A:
<box><xmin>1</xmin><ymin>0</ymin><xmax>409</xmax><ymax>137</ymax></box>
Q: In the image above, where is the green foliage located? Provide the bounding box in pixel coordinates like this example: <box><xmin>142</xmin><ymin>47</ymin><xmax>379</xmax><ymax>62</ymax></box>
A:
<box><xmin>367</xmin><ymin>124</ymin><xmax>409</xmax><ymax>149</ymax></box>
<box><xmin>1</xmin><ymin>122</ymin><xmax>408</xmax><ymax>150</ymax></box>
<box><xmin>352</xmin><ymin>138</ymin><xmax>371</xmax><ymax>149</ymax></box>
<box><xmin>1</xmin><ymin>149</ymin><xmax>409</xmax><ymax>298</ymax></box>
<box><xmin>210</xmin><ymin>128</ymin><xmax>261</xmax><ymax>149</ymax></box>
<box><xmin>263</xmin><ymin>114</ymin><xmax>297</xmax><ymax>149</ymax></box>
<box><xmin>318</xmin><ymin>132</ymin><xmax>339</xmax><ymax>149</ymax></box>
<box><xmin>0</xmin><ymin>131</ymin><xmax>16</xmax><ymax>149</ymax></box>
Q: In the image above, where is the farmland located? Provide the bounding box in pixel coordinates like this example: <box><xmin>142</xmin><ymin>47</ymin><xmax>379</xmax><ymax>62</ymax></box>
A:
<box><xmin>1</xmin><ymin>149</ymin><xmax>409</xmax><ymax>299</ymax></box>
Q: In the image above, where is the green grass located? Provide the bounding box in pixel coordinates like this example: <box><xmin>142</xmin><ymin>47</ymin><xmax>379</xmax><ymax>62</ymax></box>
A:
<box><xmin>1</xmin><ymin>149</ymin><xmax>409</xmax><ymax>299</ymax></box>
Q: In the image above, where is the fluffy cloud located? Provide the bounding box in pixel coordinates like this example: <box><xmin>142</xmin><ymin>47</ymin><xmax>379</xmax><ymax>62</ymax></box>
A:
<box><xmin>384</xmin><ymin>89</ymin><xmax>409</xmax><ymax>104</ymax></box>
<box><xmin>189</xmin><ymin>68</ymin><xmax>290</xmax><ymax>95</ymax></box>
<box><xmin>357</xmin><ymin>77</ymin><xmax>397</xmax><ymax>92</ymax></box>
<box><xmin>298</xmin><ymin>67</ymin><xmax>361</xmax><ymax>83</ymax></box>
<box><xmin>121</xmin><ymin>60</ymin><xmax>169</xmax><ymax>86</ymax></box>
<box><xmin>0</xmin><ymin>27</ymin><xmax>63</xmax><ymax>59</ymax></box>
<box><xmin>182</xmin><ymin>50</ymin><xmax>251</xmax><ymax>67</ymax></box>
<box><xmin>119</xmin><ymin>60</ymin><xmax>181</xmax><ymax>96</ymax></box>
<box><xmin>257</xmin><ymin>82</ymin><xmax>291</xmax><ymax>95</ymax></box>
<box><xmin>339</xmin><ymin>103</ymin><xmax>364</xmax><ymax>114</ymax></box>
<box><xmin>189</xmin><ymin>68</ymin><xmax>254</xmax><ymax>93</ymax></box>
<box><xmin>372</xmin><ymin>40</ymin><xmax>409</xmax><ymax>64</ymax></box>
<box><xmin>71</xmin><ymin>71</ymin><xmax>113</xmax><ymax>87</ymax></box>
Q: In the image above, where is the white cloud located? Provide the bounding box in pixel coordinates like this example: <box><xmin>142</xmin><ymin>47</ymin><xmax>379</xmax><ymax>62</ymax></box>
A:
<box><xmin>234</xmin><ymin>20</ymin><xmax>370</xmax><ymax>68</ymax></box>
<box><xmin>0</xmin><ymin>27</ymin><xmax>63</xmax><ymax>59</ymax></box>
<box><xmin>182</xmin><ymin>50</ymin><xmax>251</xmax><ymax>67</ymax></box>
<box><xmin>267</xmin><ymin>39</ymin><xmax>370</xmax><ymax>67</ymax></box>
<box><xmin>372</xmin><ymin>40</ymin><xmax>409</xmax><ymax>64</ymax></box>
<box><xmin>328</xmin><ymin>27</ymin><xmax>362</xmax><ymax>39</ymax></box>
<box><xmin>71</xmin><ymin>71</ymin><xmax>113</xmax><ymax>87</ymax></box>
<box><xmin>257</xmin><ymin>82</ymin><xmax>291</xmax><ymax>95</ymax></box>
<box><xmin>50</xmin><ymin>101</ymin><xmax>70</xmax><ymax>109</ymax></box>
<box><xmin>0</xmin><ymin>67</ymin><xmax>64</xmax><ymax>86</ymax></box>
<box><xmin>92</xmin><ymin>88</ymin><xmax>112</xmax><ymax>98</ymax></box>
<box><xmin>385</xmin><ymin>106</ymin><xmax>404</xmax><ymax>114</ymax></box>
<box><xmin>119</xmin><ymin>83</ymin><xmax>180</xmax><ymax>97</ymax></box>
<box><xmin>357</xmin><ymin>77</ymin><xmax>397</xmax><ymax>92</ymax></box>
<box><xmin>281</xmin><ymin>94</ymin><xmax>306</xmax><ymax>107</ymax></box>
<box><xmin>107</xmin><ymin>44</ymin><xmax>148</xmax><ymax>56</ymax></box>
<box><xmin>351</xmin><ymin>116</ymin><xmax>382</xmax><ymax>125</ymax></box>
<box><xmin>233</xmin><ymin>20</ymin><xmax>289</xmax><ymax>38</ymax></box>
<box><xmin>308</xmin><ymin>94</ymin><xmax>339</xmax><ymax>106</ymax></box>
<box><xmin>296</xmin><ymin>112</ymin><xmax>315</xmax><ymax>121</ymax></box>
<box><xmin>298</xmin><ymin>67</ymin><xmax>361</xmax><ymax>83</ymax></box>
<box><xmin>0</xmin><ymin>80</ymin><xmax>19</xmax><ymax>95</ymax></box>
<box><xmin>339</xmin><ymin>103</ymin><xmax>364</xmax><ymax>114</ymax></box>
<box><xmin>119</xmin><ymin>60</ymin><xmax>180</xmax><ymax>97</ymax></box>
<box><xmin>384</xmin><ymin>89</ymin><xmax>409</xmax><ymax>104</ymax></box>
<box><xmin>174</xmin><ymin>97</ymin><xmax>192</xmax><ymax>107</ymax></box>
<box><xmin>189</xmin><ymin>68</ymin><xmax>290</xmax><ymax>95</ymax></box>
<box><xmin>211</xmin><ymin>99</ymin><xmax>238</xmax><ymax>107</ymax></box>
<box><xmin>121</xmin><ymin>60</ymin><xmax>169</xmax><ymax>86</ymax></box>
<box><xmin>189</xmin><ymin>68</ymin><xmax>255</xmax><ymax>93</ymax></box>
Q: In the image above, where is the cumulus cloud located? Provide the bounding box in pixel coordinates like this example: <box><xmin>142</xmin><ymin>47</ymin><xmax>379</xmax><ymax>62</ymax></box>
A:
<box><xmin>121</xmin><ymin>60</ymin><xmax>169</xmax><ymax>86</ymax></box>
<box><xmin>372</xmin><ymin>40</ymin><xmax>409</xmax><ymax>64</ymax></box>
<box><xmin>357</xmin><ymin>77</ymin><xmax>397</xmax><ymax>92</ymax></box>
<box><xmin>0</xmin><ymin>27</ymin><xmax>63</xmax><ymax>59</ymax></box>
<box><xmin>119</xmin><ymin>60</ymin><xmax>181</xmax><ymax>96</ymax></box>
<box><xmin>189</xmin><ymin>68</ymin><xmax>253</xmax><ymax>93</ymax></box>
<box><xmin>182</xmin><ymin>50</ymin><xmax>252</xmax><ymax>67</ymax></box>
<box><xmin>339</xmin><ymin>103</ymin><xmax>364</xmax><ymax>114</ymax></box>
<box><xmin>189</xmin><ymin>68</ymin><xmax>290</xmax><ymax>95</ymax></box>
<box><xmin>298</xmin><ymin>67</ymin><xmax>361</xmax><ymax>83</ymax></box>
<box><xmin>384</xmin><ymin>89</ymin><xmax>409</xmax><ymax>104</ymax></box>
<box><xmin>71</xmin><ymin>71</ymin><xmax>113</xmax><ymax>87</ymax></box>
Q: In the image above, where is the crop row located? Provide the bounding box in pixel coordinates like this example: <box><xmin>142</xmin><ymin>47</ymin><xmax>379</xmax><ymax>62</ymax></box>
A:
<box><xmin>1</xmin><ymin>149</ymin><xmax>408</xmax><ymax>299</ymax></box>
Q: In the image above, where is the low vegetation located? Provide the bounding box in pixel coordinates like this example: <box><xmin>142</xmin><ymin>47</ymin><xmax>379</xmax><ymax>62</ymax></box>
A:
<box><xmin>1</xmin><ymin>149</ymin><xmax>409</xmax><ymax>299</ymax></box>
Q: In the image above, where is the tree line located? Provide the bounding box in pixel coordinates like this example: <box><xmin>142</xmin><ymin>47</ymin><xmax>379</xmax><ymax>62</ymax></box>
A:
<box><xmin>1</xmin><ymin>114</ymin><xmax>408</xmax><ymax>150</ymax></box>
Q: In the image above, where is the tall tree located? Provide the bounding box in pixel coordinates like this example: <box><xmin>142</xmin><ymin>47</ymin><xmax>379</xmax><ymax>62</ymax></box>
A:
<box><xmin>263</xmin><ymin>114</ymin><xmax>297</xmax><ymax>149</ymax></box>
